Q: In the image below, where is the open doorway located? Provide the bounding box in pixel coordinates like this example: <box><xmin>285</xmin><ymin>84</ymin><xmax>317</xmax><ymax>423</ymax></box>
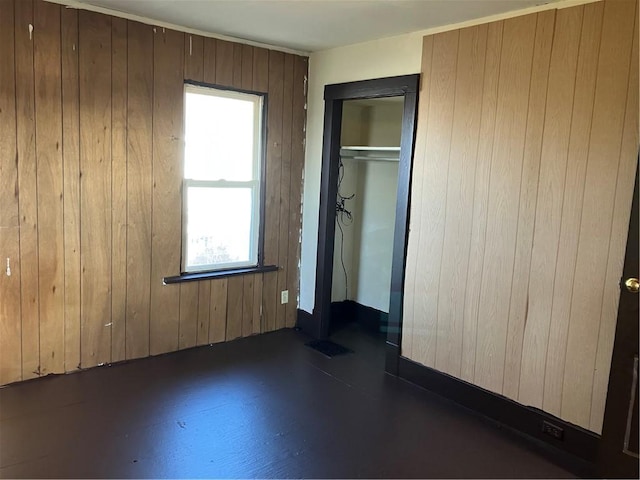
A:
<box><xmin>330</xmin><ymin>97</ymin><xmax>404</xmax><ymax>341</ymax></box>
<box><xmin>301</xmin><ymin>75</ymin><xmax>419</xmax><ymax>374</ymax></box>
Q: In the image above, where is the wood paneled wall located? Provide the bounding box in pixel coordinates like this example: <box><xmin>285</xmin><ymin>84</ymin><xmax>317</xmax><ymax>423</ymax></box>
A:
<box><xmin>402</xmin><ymin>0</ymin><xmax>638</xmax><ymax>433</ymax></box>
<box><xmin>0</xmin><ymin>0</ymin><xmax>307</xmax><ymax>385</ymax></box>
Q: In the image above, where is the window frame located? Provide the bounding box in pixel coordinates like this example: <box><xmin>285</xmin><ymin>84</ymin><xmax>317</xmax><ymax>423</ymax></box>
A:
<box><xmin>180</xmin><ymin>81</ymin><xmax>268</xmax><ymax>276</ymax></box>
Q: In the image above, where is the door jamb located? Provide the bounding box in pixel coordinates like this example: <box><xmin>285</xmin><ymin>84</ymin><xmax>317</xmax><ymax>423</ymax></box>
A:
<box><xmin>302</xmin><ymin>74</ymin><xmax>420</xmax><ymax>375</ymax></box>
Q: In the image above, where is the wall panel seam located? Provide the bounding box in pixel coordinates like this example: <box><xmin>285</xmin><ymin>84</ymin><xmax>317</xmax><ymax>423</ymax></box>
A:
<box><xmin>540</xmin><ymin>7</ymin><xmax>585</xmax><ymax>406</ymax></box>
<box><xmin>409</xmin><ymin>38</ymin><xmax>434</xmax><ymax>358</ymax></box>
<box><xmin>587</xmin><ymin>4</ymin><xmax>637</xmax><ymax>423</ymax></box>
<box><xmin>558</xmin><ymin>3</ymin><xmax>605</xmax><ymax>415</ymax></box>
<box><xmin>12</xmin><ymin>0</ymin><xmax>24</xmax><ymax>382</ymax></box>
<box><xmin>459</xmin><ymin>27</ymin><xmax>488</xmax><ymax>375</ymax></box>
<box><xmin>472</xmin><ymin>21</ymin><xmax>505</xmax><ymax>385</ymax></box>
<box><xmin>33</xmin><ymin>1</ymin><xmax>42</xmax><ymax>376</ymax></box>
<box><xmin>435</xmin><ymin>30</ymin><xmax>461</xmax><ymax>370</ymax></box>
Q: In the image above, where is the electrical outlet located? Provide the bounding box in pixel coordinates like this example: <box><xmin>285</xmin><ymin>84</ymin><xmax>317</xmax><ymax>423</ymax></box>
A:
<box><xmin>281</xmin><ymin>290</ymin><xmax>289</xmax><ymax>305</ymax></box>
<box><xmin>542</xmin><ymin>420</ymin><xmax>564</xmax><ymax>440</ymax></box>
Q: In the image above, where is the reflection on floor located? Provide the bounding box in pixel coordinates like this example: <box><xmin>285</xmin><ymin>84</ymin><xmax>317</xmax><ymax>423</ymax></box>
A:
<box><xmin>0</xmin><ymin>325</ymin><xmax>576</xmax><ymax>479</ymax></box>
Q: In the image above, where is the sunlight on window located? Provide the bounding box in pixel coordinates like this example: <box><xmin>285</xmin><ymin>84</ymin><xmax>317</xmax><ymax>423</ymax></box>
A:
<box><xmin>186</xmin><ymin>188</ymin><xmax>253</xmax><ymax>268</ymax></box>
<box><xmin>182</xmin><ymin>85</ymin><xmax>263</xmax><ymax>273</ymax></box>
<box><xmin>184</xmin><ymin>92</ymin><xmax>255</xmax><ymax>181</ymax></box>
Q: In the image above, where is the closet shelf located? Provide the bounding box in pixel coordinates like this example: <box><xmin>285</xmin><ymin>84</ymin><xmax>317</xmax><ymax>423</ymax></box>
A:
<box><xmin>340</xmin><ymin>146</ymin><xmax>400</xmax><ymax>162</ymax></box>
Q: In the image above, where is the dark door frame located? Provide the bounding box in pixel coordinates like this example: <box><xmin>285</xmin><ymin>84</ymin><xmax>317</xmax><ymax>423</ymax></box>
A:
<box><xmin>299</xmin><ymin>74</ymin><xmax>419</xmax><ymax>374</ymax></box>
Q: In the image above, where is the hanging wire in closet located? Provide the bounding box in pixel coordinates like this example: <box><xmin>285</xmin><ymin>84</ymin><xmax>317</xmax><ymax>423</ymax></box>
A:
<box><xmin>336</xmin><ymin>157</ymin><xmax>354</xmax><ymax>300</ymax></box>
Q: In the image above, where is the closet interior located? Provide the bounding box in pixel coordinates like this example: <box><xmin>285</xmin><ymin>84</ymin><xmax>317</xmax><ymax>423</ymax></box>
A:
<box><xmin>330</xmin><ymin>96</ymin><xmax>404</xmax><ymax>336</ymax></box>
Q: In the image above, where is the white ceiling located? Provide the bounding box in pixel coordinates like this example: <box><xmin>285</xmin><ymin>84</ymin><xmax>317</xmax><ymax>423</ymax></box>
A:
<box><xmin>65</xmin><ymin>0</ymin><xmax>567</xmax><ymax>52</ymax></box>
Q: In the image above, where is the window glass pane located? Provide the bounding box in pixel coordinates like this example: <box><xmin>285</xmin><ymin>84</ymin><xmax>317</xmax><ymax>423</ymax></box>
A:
<box><xmin>184</xmin><ymin>91</ymin><xmax>256</xmax><ymax>181</ymax></box>
<box><xmin>185</xmin><ymin>187</ymin><xmax>255</xmax><ymax>269</ymax></box>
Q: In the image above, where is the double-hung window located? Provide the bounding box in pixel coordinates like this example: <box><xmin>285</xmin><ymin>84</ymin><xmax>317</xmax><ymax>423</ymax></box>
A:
<box><xmin>182</xmin><ymin>83</ymin><xmax>265</xmax><ymax>273</ymax></box>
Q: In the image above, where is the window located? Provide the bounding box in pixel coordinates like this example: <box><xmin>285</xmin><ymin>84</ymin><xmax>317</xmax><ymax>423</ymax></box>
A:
<box><xmin>182</xmin><ymin>84</ymin><xmax>265</xmax><ymax>273</ymax></box>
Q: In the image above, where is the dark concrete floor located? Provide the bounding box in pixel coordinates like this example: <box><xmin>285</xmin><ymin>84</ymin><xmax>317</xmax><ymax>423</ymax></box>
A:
<box><xmin>0</xmin><ymin>323</ymin><xmax>577</xmax><ymax>478</ymax></box>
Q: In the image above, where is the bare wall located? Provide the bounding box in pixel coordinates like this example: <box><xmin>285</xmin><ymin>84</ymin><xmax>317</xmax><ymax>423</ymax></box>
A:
<box><xmin>402</xmin><ymin>0</ymin><xmax>638</xmax><ymax>434</ymax></box>
<box><xmin>0</xmin><ymin>0</ymin><xmax>308</xmax><ymax>385</ymax></box>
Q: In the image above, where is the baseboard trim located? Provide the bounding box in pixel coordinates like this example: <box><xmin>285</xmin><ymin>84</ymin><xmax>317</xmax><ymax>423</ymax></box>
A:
<box><xmin>330</xmin><ymin>300</ymin><xmax>389</xmax><ymax>334</ymax></box>
<box><xmin>397</xmin><ymin>355</ymin><xmax>599</xmax><ymax>466</ymax></box>
<box><xmin>385</xmin><ymin>342</ymin><xmax>400</xmax><ymax>376</ymax></box>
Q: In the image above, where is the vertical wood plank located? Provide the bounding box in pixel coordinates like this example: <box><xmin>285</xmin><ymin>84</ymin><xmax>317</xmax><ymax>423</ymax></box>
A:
<box><xmin>276</xmin><ymin>54</ymin><xmax>294</xmax><ymax>330</ymax></box>
<box><xmin>34</xmin><ymin>1</ymin><xmax>65</xmax><ymax>375</ymax></box>
<box><xmin>286</xmin><ymin>55</ymin><xmax>307</xmax><ymax>328</ymax></box>
<box><xmin>543</xmin><ymin>1</ymin><xmax>605</xmax><ymax>416</ymax></box>
<box><xmin>14</xmin><ymin>0</ymin><xmax>40</xmax><ymax>380</ymax></box>
<box><xmin>265</xmin><ymin>167</ymin><xmax>284</xmax><ymax>369</ymax></box>
<box><xmin>403</xmin><ymin>36</ymin><xmax>434</xmax><ymax>360</ymax></box>
<box><xmin>184</xmin><ymin>34</ymin><xmax>204</xmax><ymax>82</ymax></box>
<box><xmin>0</xmin><ymin>0</ymin><xmax>18</xmax><ymax>229</ymax></box>
<box><xmin>0</xmin><ymin>227</ymin><xmax>22</xmax><ymax>385</ymax></box>
<box><xmin>412</xmin><ymin>30</ymin><xmax>459</xmax><ymax>368</ymax></box>
<box><xmin>178</xmin><ymin>282</ymin><xmax>199</xmax><ymax>349</ymax></box>
<box><xmin>226</xmin><ymin>276</ymin><xmax>244</xmax><ymax>340</ymax></box>
<box><xmin>460</xmin><ymin>22</ymin><xmax>504</xmax><ymax>382</ymax></box>
<box><xmin>179</xmin><ymin>33</ymin><xmax>204</xmax><ymax>350</ymax></box>
<box><xmin>502</xmin><ymin>11</ymin><xmax>555</xmax><ymax>399</ymax></box>
<box><xmin>149</xmin><ymin>28</ymin><xmax>183</xmax><ymax>355</ymax></box>
<box><xmin>241</xmin><ymin>45</ymin><xmax>253</xmax><ymax>90</ymax></box>
<box><xmin>0</xmin><ymin>0</ymin><xmax>21</xmax><ymax>384</ymax></box>
<box><xmin>61</xmin><ymin>6</ymin><xmax>81</xmax><ymax>373</ymax></box>
<box><xmin>263</xmin><ymin>51</ymin><xmax>283</xmax><ymax>333</ymax></box>
<box><xmin>253</xmin><ymin>274</ymin><xmax>263</xmax><ymax>334</ymax></box>
<box><xmin>209</xmin><ymin>279</ymin><xmax>228</xmax><ymax>343</ymax></box>
<box><xmin>196</xmin><ymin>281</ymin><xmax>211</xmax><ymax>345</ymax></box>
<box><xmin>518</xmin><ymin>7</ymin><xmax>583</xmax><ymax>408</ymax></box>
<box><xmin>474</xmin><ymin>14</ymin><xmax>536</xmax><ymax>393</ymax></box>
<box><xmin>215</xmin><ymin>39</ymin><xmax>234</xmax><ymax>87</ymax></box>
<box><xmin>561</xmin><ymin>0</ymin><xmax>635</xmax><ymax>426</ymax></box>
<box><xmin>260</xmin><ymin>263</ymin><xmax>276</xmax><ymax>329</ymax></box>
<box><xmin>79</xmin><ymin>10</ymin><xmax>112</xmax><ymax>368</ymax></box>
<box><xmin>233</xmin><ymin>43</ymin><xmax>243</xmax><ymax>88</ymax></box>
<box><xmin>242</xmin><ymin>274</ymin><xmax>254</xmax><ymax>336</ymax></box>
<box><xmin>590</xmin><ymin>3</ymin><xmax>638</xmax><ymax>433</ymax></box>
<box><xmin>253</xmin><ymin>47</ymin><xmax>269</xmax><ymax>92</ymax></box>
<box><xmin>111</xmin><ymin>17</ymin><xmax>128</xmax><ymax>363</ymax></box>
<box><xmin>203</xmin><ymin>37</ymin><xmax>216</xmax><ymax>84</ymax></box>
<box><xmin>125</xmin><ymin>21</ymin><xmax>153</xmax><ymax>360</ymax></box>
<box><xmin>435</xmin><ymin>25</ymin><xmax>487</xmax><ymax>377</ymax></box>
